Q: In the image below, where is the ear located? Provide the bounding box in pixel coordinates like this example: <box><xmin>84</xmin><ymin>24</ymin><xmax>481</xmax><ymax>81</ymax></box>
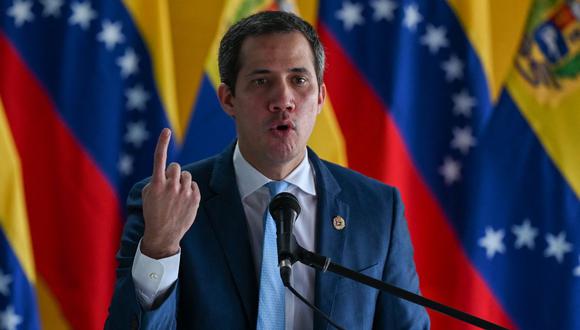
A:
<box><xmin>218</xmin><ymin>83</ymin><xmax>236</xmax><ymax>117</ymax></box>
<box><xmin>316</xmin><ymin>83</ymin><xmax>326</xmax><ymax>114</ymax></box>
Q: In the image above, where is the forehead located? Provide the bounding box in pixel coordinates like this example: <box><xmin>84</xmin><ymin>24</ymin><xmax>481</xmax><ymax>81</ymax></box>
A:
<box><xmin>238</xmin><ymin>32</ymin><xmax>315</xmax><ymax>73</ymax></box>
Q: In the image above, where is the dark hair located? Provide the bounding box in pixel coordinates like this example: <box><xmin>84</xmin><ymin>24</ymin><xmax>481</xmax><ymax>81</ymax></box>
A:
<box><xmin>218</xmin><ymin>11</ymin><xmax>325</xmax><ymax>95</ymax></box>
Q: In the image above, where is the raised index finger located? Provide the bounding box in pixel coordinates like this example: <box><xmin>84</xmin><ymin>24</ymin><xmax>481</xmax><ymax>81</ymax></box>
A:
<box><xmin>152</xmin><ymin>128</ymin><xmax>171</xmax><ymax>182</ymax></box>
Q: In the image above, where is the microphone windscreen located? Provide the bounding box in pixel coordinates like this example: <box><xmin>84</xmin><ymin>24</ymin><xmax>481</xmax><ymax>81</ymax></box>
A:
<box><xmin>269</xmin><ymin>192</ymin><xmax>301</xmax><ymax>216</ymax></box>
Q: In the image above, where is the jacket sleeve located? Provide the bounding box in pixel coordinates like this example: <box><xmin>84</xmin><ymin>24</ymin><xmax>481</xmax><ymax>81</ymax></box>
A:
<box><xmin>105</xmin><ymin>180</ymin><xmax>179</xmax><ymax>330</ymax></box>
<box><xmin>373</xmin><ymin>188</ymin><xmax>430</xmax><ymax>329</ymax></box>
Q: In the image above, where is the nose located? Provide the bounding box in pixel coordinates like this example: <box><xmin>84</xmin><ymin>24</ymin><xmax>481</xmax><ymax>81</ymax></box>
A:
<box><xmin>268</xmin><ymin>81</ymin><xmax>295</xmax><ymax>113</ymax></box>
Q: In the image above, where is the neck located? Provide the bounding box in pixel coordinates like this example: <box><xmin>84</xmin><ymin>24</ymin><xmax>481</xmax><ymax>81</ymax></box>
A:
<box><xmin>258</xmin><ymin>160</ymin><xmax>301</xmax><ymax>181</ymax></box>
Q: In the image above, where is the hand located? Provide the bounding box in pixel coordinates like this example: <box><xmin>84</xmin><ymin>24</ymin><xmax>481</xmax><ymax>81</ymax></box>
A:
<box><xmin>140</xmin><ymin>128</ymin><xmax>200</xmax><ymax>259</ymax></box>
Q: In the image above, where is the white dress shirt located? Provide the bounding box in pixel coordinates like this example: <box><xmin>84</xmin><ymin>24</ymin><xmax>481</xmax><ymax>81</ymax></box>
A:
<box><xmin>132</xmin><ymin>143</ymin><xmax>318</xmax><ymax>329</ymax></box>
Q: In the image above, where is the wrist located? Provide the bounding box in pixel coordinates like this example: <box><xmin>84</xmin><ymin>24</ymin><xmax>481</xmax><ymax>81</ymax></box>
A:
<box><xmin>140</xmin><ymin>236</ymin><xmax>180</xmax><ymax>259</ymax></box>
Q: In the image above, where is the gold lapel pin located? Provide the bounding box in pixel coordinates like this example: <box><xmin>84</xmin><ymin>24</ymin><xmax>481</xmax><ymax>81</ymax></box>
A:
<box><xmin>332</xmin><ymin>216</ymin><xmax>346</xmax><ymax>230</ymax></box>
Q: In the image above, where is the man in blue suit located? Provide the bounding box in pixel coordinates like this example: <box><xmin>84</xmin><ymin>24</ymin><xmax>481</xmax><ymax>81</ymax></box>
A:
<box><xmin>106</xmin><ymin>11</ymin><xmax>429</xmax><ymax>329</ymax></box>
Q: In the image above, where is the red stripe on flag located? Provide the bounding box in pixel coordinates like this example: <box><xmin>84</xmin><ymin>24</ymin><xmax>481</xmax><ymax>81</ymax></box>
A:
<box><xmin>0</xmin><ymin>33</ymin><xmax>121</xmax><ymax>329</ymax></box>
<box><xmin>319</xmin><ymin>25</ymin><xmax>516</xmax><ymax>329</ymax></box>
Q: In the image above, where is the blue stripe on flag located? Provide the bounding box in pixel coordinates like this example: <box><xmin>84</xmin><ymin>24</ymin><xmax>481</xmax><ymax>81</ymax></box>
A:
<box><xmin>178</xmin><ymin>74</ymin><xmax>235</xmax><ymax>164</ymax></box>
<box><xmin>0</xmin><ymin>227</ymin><xmax>41</xmax><ymax>330</ymax></box>
<box><xmin>463</xmin><ymin>89</ymin><xmax>580</xmax><ymax>330</ymax></box>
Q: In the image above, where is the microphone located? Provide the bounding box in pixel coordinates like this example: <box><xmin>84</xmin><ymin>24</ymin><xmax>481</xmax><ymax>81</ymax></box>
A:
<box><xmin>268</xmin><ymin>192</ymin><xmax>301</xmax><ymax>286</ymax></box>
<box><xmin>269</xmin><ymin>193</ymin><xmax>346</xmax><ymax>330</ymax></box>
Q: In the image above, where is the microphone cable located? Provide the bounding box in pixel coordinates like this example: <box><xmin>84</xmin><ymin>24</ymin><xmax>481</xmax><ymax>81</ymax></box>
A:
<box><xmin>284</xmin><ymin>282</ymin><xmax>346</xmax><ymax>330</ymax></box>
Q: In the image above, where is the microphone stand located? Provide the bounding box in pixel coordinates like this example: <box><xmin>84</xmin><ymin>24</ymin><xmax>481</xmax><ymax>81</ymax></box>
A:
<box><xmin>292</xmin><ymin>242</ymin><xmax>509</xmax><ymax>330</ymax></box>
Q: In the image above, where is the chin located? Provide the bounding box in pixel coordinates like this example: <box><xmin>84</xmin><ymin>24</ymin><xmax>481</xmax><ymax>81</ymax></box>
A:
<box><xmin>267</xmin><ymin>142</ymin><xmax>302</xmax><ymax>164</ymax></box>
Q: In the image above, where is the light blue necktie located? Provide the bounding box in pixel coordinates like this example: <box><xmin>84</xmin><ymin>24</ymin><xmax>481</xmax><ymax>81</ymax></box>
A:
<box><xmin>256</xmin><ymin>181</ymin><xmax>288</xmax><ymax>330</ymax></box>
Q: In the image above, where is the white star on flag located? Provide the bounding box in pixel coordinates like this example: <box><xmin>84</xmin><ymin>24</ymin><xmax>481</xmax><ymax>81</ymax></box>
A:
<box><xmin>0</xmin><ymin>269</ymin><xmax>13</xmax><ymax>296</ymax></box>
<box><xmin>402</xmin><ymin>4</ymin><xmax>422</xmax><ymax>31</ymax></box>
<box><xmin>441</xmin><ymin>54</ymin><xmax>464</xmax><ymax>81</ymax></box>
<box><xmin>335</xmin><ymin>1</ymin><xmax>365</xmax><ymax>31</ymax></box>
<box><xmin>452</xmin><ymin>89</ymin><xmax>476</xmax><ymax>117</ymax></box>
<box><xmin>69</xmin><ymin>1</ymin><xmax>97</xmax><ymax>30</ymax></box>
<box><xmin>97</xmin><ymin>20</ymin><xmax>125</xmax><ymax>50</ymax></box>
<box><xmin>117</xmin><ymin>48</ymin><xmax>139</xmax><ymax>78</ymax></box>
<box><xmin>370</xmin><ymin>0</ymin><xmax>397</xmax><ymax>22</ymax></box>
<box><xmin>574</xmin><ymin>256</ymin><xmax>580</xmax><ymax>277</ymax></box>
<box><xmin>544</xmin><ymin>231</ymin><xmax>572</xmax><ymax>263</ymax></box>
<box><xmin>118</xmin><ymin>153</ymin><xmax>134</xmax><ymax>176</ymax></box>
<box><xmin>479</xmin><ymin>227</ymin><xmax>506</xmax><ymax>259</ymax></box>
<box><xmin>439</xmin><ymin>156</ymin><xmax>461</xmax><ymax>185</ymax></box>
<box><xmin>40</xmin><ymin>0</ymin><xmax>64</xmax><ymax>17</ymax></box>
<box><xmin>511</xmin><ymin>219</ymin><xmax>538</xmax><ymax>249</ymax></box>
<box><xmin>451</xmin><ymin>126</ymin><xmax>477</xmax><ymax>155</ymax></box>
<box><xmin>420</xmin><ymin>24</ymin><xmax>449</xmax><ymax>54</ymax></box>
<box><xmin>126</xmin><ymin>85</ymin><xmax>150</xmax><ymax>111</ymax></box>
<box><xmin>125</xmin><ymin>121</ymin><xmax>150</xmax><ymax>148</ymax></box>
<box><xmin>0</xmin><ymin>305</ymin><xmax>22</xmax><ymax>330</ymax></box>
<box><xmin>7</xmin><ymin>0</ymin><xmax>34</xmax><ymax>27</ymax></box>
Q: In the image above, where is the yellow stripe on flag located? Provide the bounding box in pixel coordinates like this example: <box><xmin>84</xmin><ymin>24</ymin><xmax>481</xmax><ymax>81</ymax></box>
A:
<box><xmin>505</xmin><ymin>0</ymin><xmax>580</xmax><ymax>199</ymax></box>
<box><xmin>448</xmin><ymin>0</ymin><xmax>533</xmax><ymax>102</ymax></box>
<box><xmin>204</xmin><ymin>0</ymin><xmax>272</xmax><ymax>87</ymax></box>
<box><xmin>123</xmin><ymin>0</ymin><xmax>226</xmax><ymax>141</ymax></box>
<box><xmin>1</xmin><ymin>98</ymin><xmax>71</xmax><ymax>329</ymax></box>
<box><xmin>296</xmin><ymin>0</ymin><xmax>318</xmax><ymax>25</ymax></box>
<box><xmin>309</xmin><ymin>98</ymin><xmax>347</xmax><ymax>167</ymax></box>
<box><xmin>508</xmin><ymin>73</ymin><xmax>580</xmax><ymax>198</ymax></box>
<box><xmin>0</xmin><ymin>97</ymin><xmax>36</xmax><ymax>283</ymax></box>
<box><xmin>37</xmin><ymin>277</ymin><xmax>71</xmax><ymax>329</ymax></box>
<box><xmin>294</xmin><ymin>0</ymin><xmax>346</xmax><ymax>165</ymax></box>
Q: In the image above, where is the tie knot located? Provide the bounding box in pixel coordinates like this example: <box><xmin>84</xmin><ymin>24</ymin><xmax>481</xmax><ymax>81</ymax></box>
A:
<box><xmin>266</xmin><ymin>180</ymin><xmax>288</xmax><ymax>197</ymax></box>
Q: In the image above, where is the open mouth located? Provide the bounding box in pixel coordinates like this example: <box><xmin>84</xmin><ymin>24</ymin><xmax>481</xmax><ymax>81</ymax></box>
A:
<box><xmin>270</xmin><ymin>121</ymin><xmax>295</xmax><ymax>132</ymax></box>
<box><xmin>275</xmin><ymin>124</ymin><xmax>290</xmax><ymax>131</ymax></box>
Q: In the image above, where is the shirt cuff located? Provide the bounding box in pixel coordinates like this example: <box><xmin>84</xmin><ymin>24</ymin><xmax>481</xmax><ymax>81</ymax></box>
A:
<box><xmin>132</xmin><ymin>239</ymin><xmax>180</xmax><ymax>309</ymax></box>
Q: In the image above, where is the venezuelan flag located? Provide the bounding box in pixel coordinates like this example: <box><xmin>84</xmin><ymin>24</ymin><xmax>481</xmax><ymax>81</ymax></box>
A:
<box><xmin>317</xmin><ymin>0</ymin><xmax>580</xmax><ymax>329</ymax></box>
<box><xmin>1</xmin><ymin>0</ymin><xmax>579</xmax><ymax>329</ymax></box>
<box><xmin>1</xmin><ymin>0</ymin><xmax>171</xmax><ymax>328</ymax></box>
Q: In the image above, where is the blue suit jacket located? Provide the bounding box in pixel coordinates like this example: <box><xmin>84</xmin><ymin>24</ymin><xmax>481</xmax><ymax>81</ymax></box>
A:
<box><xmin>106</xmin><ymin>144</ymin><xmax>430</xmax><ymax>329</ymax></box>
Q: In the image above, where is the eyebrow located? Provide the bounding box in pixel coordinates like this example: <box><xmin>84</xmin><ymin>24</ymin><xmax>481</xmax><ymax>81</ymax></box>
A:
<box><xmin>245</xmin><ymin>67</ymin><xmax>311</xmax><ymax>77</ymax></box>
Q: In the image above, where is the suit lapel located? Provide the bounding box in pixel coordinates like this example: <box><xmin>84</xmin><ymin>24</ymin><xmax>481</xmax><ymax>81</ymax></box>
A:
<box><xmin>309</xmin><ymin>150</ymin><xmax>350</xmax><ymax>329</ymax></box>
<box><xmin>204</xmin><ymin>143</ymin><xmax>258</xmax><ymax>326</ymax></box>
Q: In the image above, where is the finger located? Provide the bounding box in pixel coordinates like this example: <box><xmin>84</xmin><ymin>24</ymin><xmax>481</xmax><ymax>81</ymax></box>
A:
<box><xmin>142</xmin><ymin>182</ymin><xmax>151</xmax><ymax>196</ymax></box>
<box><xmin>166</xmin><ymin>162</ymin><xmax>181</xmax><ymax>183</ymax></box>
<box><xmin>152</xmin><ymin>128</ymin><xmax>171</xmax><ymax>183</ymax></box>
<box><xmin>191</xmin><ymin>181</ymin><xmax>201</xmax><ymax>202</ymax></box>
<box><xmin>180</xmin><ymin>171</ymin><xmax>192</xmax><ymax>191</ymax></box>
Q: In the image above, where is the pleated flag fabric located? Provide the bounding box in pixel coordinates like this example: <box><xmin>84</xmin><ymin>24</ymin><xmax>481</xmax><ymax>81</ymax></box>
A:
<box><xmin>0</xmin><ymin>0</ymin><xmax>578</xmax><ymax>329</ymax></box>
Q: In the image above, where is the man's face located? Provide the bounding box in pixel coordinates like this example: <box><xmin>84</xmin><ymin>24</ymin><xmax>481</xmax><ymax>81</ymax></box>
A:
<box><xmin>219</xmin><ymin>32</ymin><xmax>325</xmax><ymax>176</ymax></box>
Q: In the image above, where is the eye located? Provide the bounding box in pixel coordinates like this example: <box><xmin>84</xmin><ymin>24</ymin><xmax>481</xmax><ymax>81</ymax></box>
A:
<box><xmin>252</xmin><ymin>78</ymin><xmax>267</xmax><ymax>86</ymax></box>
<box><xmin>293</xmin><ymin>76</ymin><xmax>308</xmax><ymax>86</ymax></box>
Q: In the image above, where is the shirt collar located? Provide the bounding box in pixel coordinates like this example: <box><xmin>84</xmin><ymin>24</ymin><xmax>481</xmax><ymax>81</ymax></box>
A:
<box><xmin>233</xmin><ymin>142</ymin><xmax>316</xmax><ymax>199</ymax></box>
